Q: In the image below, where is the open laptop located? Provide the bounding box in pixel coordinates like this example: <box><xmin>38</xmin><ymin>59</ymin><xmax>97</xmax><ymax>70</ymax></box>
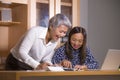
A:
<box><xmin>101</xmin><ymin>49</ymin><xmax>120</xmax><ymax>70</ymax></box>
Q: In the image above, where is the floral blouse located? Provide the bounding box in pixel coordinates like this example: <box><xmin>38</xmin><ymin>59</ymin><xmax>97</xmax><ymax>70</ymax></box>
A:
<box><xmin>52</xmin><ymin>45</ymin><xmax>99</xmax><ymax>69</ymax></box>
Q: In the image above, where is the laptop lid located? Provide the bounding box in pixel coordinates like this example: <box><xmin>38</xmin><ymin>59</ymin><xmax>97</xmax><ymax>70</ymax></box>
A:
<box><xmin>101</xmin><ymin>49</ymin><xmax>120</xmax><ymax>70</ymax></box>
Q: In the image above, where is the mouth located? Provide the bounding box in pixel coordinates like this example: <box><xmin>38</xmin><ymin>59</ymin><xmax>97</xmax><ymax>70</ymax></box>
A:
<box><xmin>54</xmin><ymin>35</ymin><xmax>60</xmax><ymax>41</ymax></box>
<box><xmin>73</xmin><ymin>45</ymin><xmax>79</xmax><ymax>49</ymax></box>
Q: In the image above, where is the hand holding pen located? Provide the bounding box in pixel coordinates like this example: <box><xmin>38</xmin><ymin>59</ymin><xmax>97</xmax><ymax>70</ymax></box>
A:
<box><xmin>36</xmin><ymin>62</ymin><xmax>51</xmax><ymax>70</ymax></box>
<box><xmin>60</xmin><ymin>60</ymin><xmax>72</xmax><ymax>68</ymax></box>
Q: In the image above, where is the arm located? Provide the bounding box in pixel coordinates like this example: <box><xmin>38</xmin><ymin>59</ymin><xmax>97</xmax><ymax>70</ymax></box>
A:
<box><xmin>42</xmin><ymin>40</ymin><xmax>61</xmax><ymax>65</ymax></box>
<box><xmin>42</xmin><ymin>50</ymin><xmax>55</xmax><ymax>65</ymax></box>
<box><xmin>51</xmin><ymin>45</ymin><xmax>72</xmax><ymax>68</ymax></box>
<box><xmin>52</xmin><ymin>45</ymin><xmax>66</xmax><ymax>65</ymax></box>
<box><xmin>18</xmin><ymin>28</ymin><xmax>40</xmax><ymax>69</ymax></box>
<box><xmin>85</xmin><ymin>47</ymin><xmax>99</xmax><ymax>69</ymax></box>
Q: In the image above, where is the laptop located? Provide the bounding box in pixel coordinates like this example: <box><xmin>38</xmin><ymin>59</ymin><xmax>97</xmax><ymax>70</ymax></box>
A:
<box><xmin>101</xmin><ymin>49</ymin><xmax>120</xmax><ymax>70</ymax></box>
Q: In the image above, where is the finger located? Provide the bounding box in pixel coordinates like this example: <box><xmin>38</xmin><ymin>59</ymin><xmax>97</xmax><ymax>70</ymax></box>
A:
<box><xmin>64</xmin><ymin>62</ymin><xmax>69</xmax><ymax>68</ymax></box>
<box><xmin>69</xmin><ymin>62</ymin><xmax>72</xmax><ymax>68</ymax></box>
<box><xmin>63</xmin><ymin>62</ymin><xmax>68</xmax><ymax>67</ymax></box>
<box><xmin>67</xmin><ymin>62</ymin><xmax>71</xmax><ymax>68</ymax></box>
<box><xmin>45</xmin><ymin>62</ymin><xmax>51</xmax><ymax>66</ymax></box>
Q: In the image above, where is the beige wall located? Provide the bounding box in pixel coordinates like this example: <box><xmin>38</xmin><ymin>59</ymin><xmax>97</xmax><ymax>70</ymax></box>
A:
<box><xmin>0</xmin><ymin>27</ymin><xmax>9</xmax><ymax>56</ymax></box>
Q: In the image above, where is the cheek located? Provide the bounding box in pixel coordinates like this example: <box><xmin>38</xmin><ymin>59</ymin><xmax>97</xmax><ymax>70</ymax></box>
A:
<box><xmin>70</xmin><ymin>41</ymin><xmax>76</xmax><ymax>47</ymax></box>
<box><xmin>54</xmin><ymin>31</ymin><xmax>62</xmax><ymax>37</ymax></box>
<box><xmin>53</xmin><ymin>30</ymin><xmax>58</xmax><ymax>35</ymax></box>
<box><xmin>71</xmin><ymin>41</ymin><xmax>82</xmax><ymax>48</ymax></box>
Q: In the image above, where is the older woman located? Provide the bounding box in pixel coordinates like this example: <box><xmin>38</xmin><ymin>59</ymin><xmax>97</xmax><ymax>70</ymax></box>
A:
<box><xmin>5</xmin><ymin>14</ymin><xmax>71</xmax><ymax>70</ymax></box>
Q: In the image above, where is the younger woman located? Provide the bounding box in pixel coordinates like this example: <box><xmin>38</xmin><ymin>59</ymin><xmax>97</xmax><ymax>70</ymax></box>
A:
<box><xmin>52</xmin><ymin>26</ymin><xmax>99</xmax><ymax>70</ymax></box>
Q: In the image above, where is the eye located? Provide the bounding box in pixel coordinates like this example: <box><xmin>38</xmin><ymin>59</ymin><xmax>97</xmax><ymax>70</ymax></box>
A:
<box><xmin>59</xmin><ymin>31</ymin><xmax>63</xmax><ymax>33</ymax></box>
<box><xmin>63</xmin><ymin>31</ymin><xmax>67</xmax><ymax>34</ymax></box>
<box><xmin>60</xmin><ymin>31</ymin><xmax>66</xmax><ymax>34</ymax></box>
<box><xmin>79</xmin><ymin>40</ymin><xmax>83</xmax><ymax>43</ymax></box>
<box><xmin>72</xmin><ymin>39</ymin><xmax>76</xmax><ymax>42</ymax></box>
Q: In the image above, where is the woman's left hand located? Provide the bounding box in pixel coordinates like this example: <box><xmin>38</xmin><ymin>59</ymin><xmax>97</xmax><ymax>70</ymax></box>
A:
<box><xmin>74</xmin><ymin>65</ymin><xmax>87</xmax><ymax>71</ymax></box>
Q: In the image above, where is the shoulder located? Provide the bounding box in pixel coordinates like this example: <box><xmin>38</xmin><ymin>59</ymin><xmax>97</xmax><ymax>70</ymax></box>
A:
<box><xmin>29</xmin><ymin>26</ymin><xmax>48</xmax><ymax>32</ymax></box>
<box><xmin>85</xmin><ymin>47</ymin><xmax>94</xmax><ymax>56</ymax></box>
<box><xmin>86</xmin><ymin>47</ymin><xmax>90</xmax><ymax>51</ymax></box>
<box><xmin>54</xmin><ymin>44</ymin><xmax>66</xmax><ymax>56</ymax></box>
<box><xmin>27</xmin><ymin>26</ymin><xmax>48</xmax><ymax>38</ymax></box>
<box><xmin>55</xmin><ymin>44</ymin><xmax>66</xmax><ymax>51</ymax></box>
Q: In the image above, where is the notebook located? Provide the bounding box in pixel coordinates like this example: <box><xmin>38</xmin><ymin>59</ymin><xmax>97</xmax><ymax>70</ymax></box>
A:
<box><xmin>101</xmin><ymin>49</ymin><xmax>120</xmax><ymax>70</ymax></box>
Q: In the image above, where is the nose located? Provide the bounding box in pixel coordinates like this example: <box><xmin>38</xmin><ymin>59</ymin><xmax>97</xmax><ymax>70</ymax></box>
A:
<box><xmin>74</xmin><ymin>41</ymin><xmax>80</xmax><ymax>45</ymax></box>
<box><xmin>60</xmin><ymin>32</ymin><xmax>66</xmax><ymax>38</ymax></box>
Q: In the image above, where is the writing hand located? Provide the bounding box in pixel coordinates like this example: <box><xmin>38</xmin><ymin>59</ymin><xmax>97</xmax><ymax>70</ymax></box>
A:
<box><xmin>61</xmin><ymin>60</ymin><xmax>72</xmax><ymax>68</ymax></box>
<box><xmin>36</xmin><ymin>62</ymin><xmax>51</xmax><ymax>70</ymax></box>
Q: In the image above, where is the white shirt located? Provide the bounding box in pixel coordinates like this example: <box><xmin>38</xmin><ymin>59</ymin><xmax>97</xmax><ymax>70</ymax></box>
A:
<box><xmin>11</xmin><ymin>27</ymin><xmax>58</xmax><ymax>69</ymax></box>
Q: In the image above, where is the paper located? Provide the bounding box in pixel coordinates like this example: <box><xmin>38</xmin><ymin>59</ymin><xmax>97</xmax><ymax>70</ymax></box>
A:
<box><xmin>47</xmin><ymin>66</ymin><xmax>65</xmax><ymax>71</ymax></box>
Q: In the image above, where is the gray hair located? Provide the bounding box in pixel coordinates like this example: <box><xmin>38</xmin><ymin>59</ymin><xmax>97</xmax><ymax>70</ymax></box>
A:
<box><xmin>48</xmin><ymin>14</ymin><xmax>72</xmax><ymax>29</ymax></box>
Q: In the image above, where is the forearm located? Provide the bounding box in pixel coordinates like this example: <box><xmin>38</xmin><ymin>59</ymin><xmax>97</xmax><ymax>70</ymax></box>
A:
<box><xmin>86</xmin><ymin>62</ymin><xmax>99</xmax><ymax>69</ymax></box>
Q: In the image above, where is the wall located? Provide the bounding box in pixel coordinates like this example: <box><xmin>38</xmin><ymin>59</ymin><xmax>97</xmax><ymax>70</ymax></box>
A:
<box><xmin>0</xmin><ymin>27</ymin><xmax>9</xmax><ymax>55</ymax></box>
<box><xmin>80</xmin><ymin>0</ymin><xmax>120</xmax><ymax>68</ymax></box>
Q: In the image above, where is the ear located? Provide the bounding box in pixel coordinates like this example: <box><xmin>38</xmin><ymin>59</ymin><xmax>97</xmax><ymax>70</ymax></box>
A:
<box><xmin>49</xmin><ymin>26</ymin><xmax>55</xmax><ymax>31</ymax></box>
<box><xmin>48</xmin><ymin>26</ymin><xmax>52</xmax><ymax>31</ymax></box>
<box><xmin>49</xmin><ymin>25</ymin><xmax>52</xmax><ymax>29</ymax></box>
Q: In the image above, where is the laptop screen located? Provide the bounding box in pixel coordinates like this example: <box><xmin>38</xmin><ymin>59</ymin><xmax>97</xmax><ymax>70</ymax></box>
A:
<box><xmin>101</xmin><ymin>49</ymin><xmax>120</xmax><ymax>70</ymax></box>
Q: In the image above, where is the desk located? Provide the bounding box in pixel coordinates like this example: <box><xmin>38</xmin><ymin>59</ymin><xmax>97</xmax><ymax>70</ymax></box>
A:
<box><xmin>0</xmin><ymin>70</ymin><xmax>120</xmax><ymax>80</ymax></box>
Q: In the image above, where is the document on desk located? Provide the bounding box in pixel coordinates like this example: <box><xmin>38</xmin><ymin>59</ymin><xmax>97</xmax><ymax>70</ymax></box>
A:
<box><xmin>27</xmin><ymin>67</ymin><xmax>74</xmax><ymax>72</ymax></box>
<box><xmin>47</xmin><ymin>66</ymin><xmax>65</xmax><ymax>71</ymax></box>
<box><xmin>47</xmin><ymin>66</ymin><xmax>76</xmax><ymax>71</ymax></box>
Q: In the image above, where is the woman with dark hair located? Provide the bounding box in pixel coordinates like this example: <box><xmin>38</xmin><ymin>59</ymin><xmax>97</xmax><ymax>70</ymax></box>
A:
<box><xmin>52</xmin><ymin>26</ymin><xmax>99</xmax><ymax>70</ymax></box>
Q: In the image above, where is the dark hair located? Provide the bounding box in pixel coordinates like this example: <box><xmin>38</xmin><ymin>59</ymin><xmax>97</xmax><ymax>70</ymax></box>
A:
<box><xmin>48</xmin><ymin>14</ymin><xmax>72</xmax><ymax>30</ymax></box>
<box><xmin>65</xmin><ymin>26</ymin><xmax>87</xmax><ymax>65</ymax></box>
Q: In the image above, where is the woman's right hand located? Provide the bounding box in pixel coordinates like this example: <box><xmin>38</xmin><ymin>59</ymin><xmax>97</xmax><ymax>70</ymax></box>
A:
<box><xmin>35</xmin><ymin>62</ymin><xmax>51</xmax><ymax>70</ymax></box>
<box><xmin>61</xmin><ymin>60</ymin><xmax>72</xmax><ymax>68</ymax></box>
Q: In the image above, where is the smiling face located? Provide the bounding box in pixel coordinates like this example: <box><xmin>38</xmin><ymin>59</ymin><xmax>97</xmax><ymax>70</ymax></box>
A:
<box><xmin>50</xmin><ymin>25</ymin><xmax>68</xmax><ymax>41</ymax></box>
<box><xmin>70</xmin><ymin>33</ymin><xmax>84</xmax><ymax>50</ymax></box>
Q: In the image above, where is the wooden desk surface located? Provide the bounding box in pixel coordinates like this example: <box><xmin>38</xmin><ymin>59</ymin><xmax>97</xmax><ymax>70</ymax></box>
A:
<box><xmin>0</xmin><ymin>70</ymin><xmax>120</xmax><ymax>80</ymax></box>
<box><xmin>0</xmin><ymin>70</ymin><xmax>120</xmax><ymax>76</ymax></box>
<box><xmin>20</xmin><ymin>70</ymin><xmax>120</xmax><ymax>76</ymax></box>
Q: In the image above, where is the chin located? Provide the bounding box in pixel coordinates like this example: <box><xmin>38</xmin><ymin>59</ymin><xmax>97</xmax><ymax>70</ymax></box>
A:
<box><xmin>73</xmin><ymin>47</ymin><xmax>80</xmax><ymax>50</ymax></box>
<box><xmin>53</xmin><ymin>38</ymin><xmax>59</xmax><ymax>41</ymax></box>
<box><xmin>74</xmin><ymin>48</ymin><xmax>79</xmax><ymax>50</ymax></box>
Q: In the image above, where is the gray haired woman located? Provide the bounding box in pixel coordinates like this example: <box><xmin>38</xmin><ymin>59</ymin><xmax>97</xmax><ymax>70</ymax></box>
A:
<box><xmin>5</xmin><ymin>14</ymin><xmax>71</xmax><ymax>70</ymax></box>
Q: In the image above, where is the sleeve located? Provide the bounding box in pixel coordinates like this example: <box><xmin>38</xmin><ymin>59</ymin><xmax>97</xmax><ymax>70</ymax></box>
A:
<box><xmin>41</xmin><ymin>41</ymin><xmax>59</xmax><ymax>65</ymax></box>
<box><xmin>51</xmin><ymin>45</ymin><xmax>66</xmax><ymax>64</ymax></box>
<box><xmin>42</xmin><ymin>40</ymin><xmax>64</xmax><ymax>65</ymax></box>
<box><xmin>84</xmin><ymin>47</ymin><xmax>99</xmax><ymax>69</ymax></box>
<box><xmin>42</xmin><ymin>50</ymin><xmax>55</xmax><ymax>65</ymax></box>
<box><xmin>18</xmin><ymin>28</ymin><xmax>40</xmax><ymax>68</ymax></box>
